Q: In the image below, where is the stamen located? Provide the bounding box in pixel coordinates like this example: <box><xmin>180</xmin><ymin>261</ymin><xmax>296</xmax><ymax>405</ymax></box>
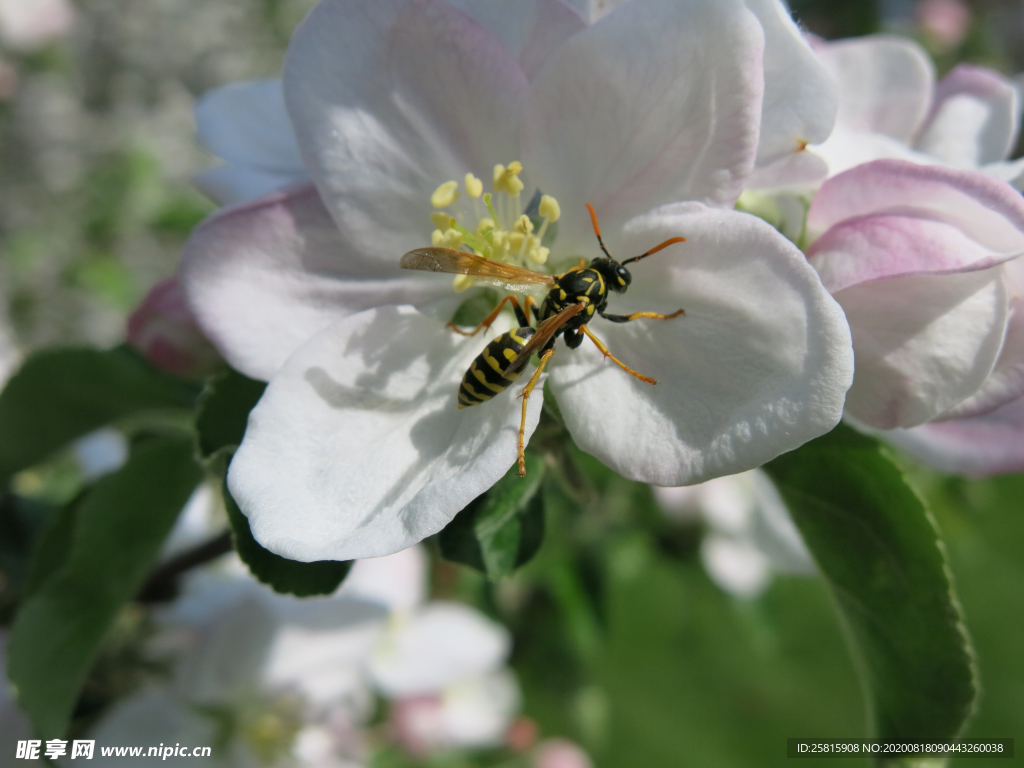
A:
<box><xmin>464</xmin><ymin>173</ymin><xmax>483</xmax><ymax>198</ymax></box>
<box><xmin>430</xmin><ymin>212</ymin><xmax>454</xmax><ymax>231</ymax></box>
<box><xmin>431</xmin><ymin>180</ymin><xmax>461</xmax><ymax>209</ymax></box>
<box><xmin>538</xmin><ymin>195</ymin><xmax>561</xmax><ymax>222</ymax></box>
<box><xmin>453</xmin><ymin>274</ymin><xmax>475</xmax><ymax>292</ymax></box>
<box><xmin>529</xmin><ymin>246</ymin><xmax>549</xmax><ymax>265</ymax></box>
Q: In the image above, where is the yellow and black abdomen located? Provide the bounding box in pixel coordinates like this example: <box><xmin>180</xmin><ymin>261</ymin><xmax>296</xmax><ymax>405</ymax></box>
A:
<box><xmin>458</xmin><ymin>327</ymin><xmax>535</xmax><ymax>409</ymax></box>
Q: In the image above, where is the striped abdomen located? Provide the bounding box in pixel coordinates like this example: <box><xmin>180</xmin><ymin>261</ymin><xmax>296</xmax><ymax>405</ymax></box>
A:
<box><xmin>458</xmin><ymin>327</ymin><xmax>535</xmax><ymax>409</ymax></box>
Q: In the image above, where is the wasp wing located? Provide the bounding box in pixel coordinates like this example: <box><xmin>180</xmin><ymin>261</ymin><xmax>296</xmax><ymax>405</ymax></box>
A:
<box><xmin>507</xmin><ymin>303</ymin><xmax>585</xmax><ymax>375</ymax></box>
<box><xmin>400</xmin><ymin>247</ymin><xmax>557</xmax><ymax>292</ymax></box>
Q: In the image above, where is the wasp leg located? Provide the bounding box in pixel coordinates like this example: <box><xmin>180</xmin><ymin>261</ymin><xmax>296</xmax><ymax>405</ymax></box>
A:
<box><xmin>516</xmin><ymin>348</ymin><xmax>555</xmax><ymax>477</ymax></box>
<box><xmin>599</xmin><ymin>308</ymin><xmax>685</xmax><ymax>323</ymax></box>
<box><xmin>448</xmin><ymin>294</ymin><xmax>530</xmax><ymax>336</ymax></box>
<box><xmin>523</xmin><ymin>294</ymin><xmax>540</xmax><ymax>324</ymax></box>
<box><xmin>581</xmin><ymin>325</ymin><xmax>657</xmax><ymax>385</ymax></box>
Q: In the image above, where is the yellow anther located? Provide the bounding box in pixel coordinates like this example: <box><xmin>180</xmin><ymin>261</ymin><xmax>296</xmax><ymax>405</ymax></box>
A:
<box><xmin>539</xmin><ymin>194</ymin><xmax>561</xmax><ymax>222</ymax></box>
<box><xmin>493</xmin><ymin>161</ymin><xmax>524</xmax><ymax>195</ymax></box>
<box><xmin>453</xmin><ymin>274</ymin><xmax>475</xmax><ymax>292</ymax></box>
<box><xmin>509</xmin><ymin>231</ymin><xmax>525</xmax><ymax>252</ymax></box>
<box><xmin>431</xmin><ymin>229</ymin><xmax>444</xmax><ymax>246</ymax></box>
<box><xmin>431</xmin><ymin>180</ymin><xmax>461</xmax><ymax>208</ymax></box>
<box><xmin>529</xmin><ymin>246</ymin><xmax>550</xmax><ymax>265</ymax></box>
<box><xmin>464</xmin><ymin>173</ymin><xmax>483</xmax><ymax>198</ymax></box>
<box><xmin>476</xmin><ymin>217</ymin><xmax>495</xmax><ymax>235</ymax></box>
<box><xmin>514</xmin><ymin>215</ymin><xmax>534</xmax><ymax>234</ymax></box>
<box><xmin>445</xmin><ymin>230</ymin><xmax>464</xmax><ymax>248</ymax></box>
<box><xmin>430</xmin><ymin>212</ymin><xmax>454</xmax><ymax>231</ymax></box>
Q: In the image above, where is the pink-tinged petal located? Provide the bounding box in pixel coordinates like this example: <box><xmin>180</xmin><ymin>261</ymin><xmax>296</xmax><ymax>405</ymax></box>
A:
<box><xmin>446</xmin><ymin>0</ymin><xmax>587</xmax><ymax>81</ymax></box>
<box><xmin>549</xmin><ymin>204</ymin><xmax>853</xmax><ymax>486</ymax></box>
<box><xmin>940</xmin><ymin>260</ymin><xmax>1024</xmax><ymax>419</ymax></box>
<box><xmin>228</xmin><ymin>306</ymin><xmax>546</xmax><ymax>562</ymax></box>
<box><xmin>809</xmin><ymin>214</ymin><xmax>1019</xmax><ymax>294</ymax></box>
<box><xmin>808</xmin><ymin>161</ymin><xmax>1024</xmax><ymax>292</ymax></box>
<box><xmin>816</xmin><ymin>35</ymin><xmax>934</xmax><ymax>142</ymax></box>
<box><xmin>284</xmin><ymin>0</ymin><xmax>527</xmax><ymax>261</ymax></box>
<box><xmin>882</xmin><ymin>395</ymin><xmax>1024</xmax><ymax>477</ymax></box>
<box><xmin>745</xmin><ymin>0</ymin><xmax>838</xmax><ymax>168</ymax></box>
<box><xmin>916</xmin><ymin>65</ymin><xmax>1020</xmax><ymax>167</ymax></box>
<box><xmin>535</xmin><ymin>739</ymin><xmax>595</xmax><ymax>768</ymax></box>
<box><xmin>127</xmin><ymin>278</ymin><xmax>222</xmax><ymax>379</ymax></box>
<box><xmin>837</xmin><ymin>268</ymin><xmax>1008</xmax><ymax>429</ymax></box>
<box><xmin>523</xmin><ymin>0</ymin><xmax>765</xmax><ymax>250</ymax></box>
<box><xmin>179</xmin><ymin>185</ymin><xmax>454</xmax><ymax>381</ymax></box>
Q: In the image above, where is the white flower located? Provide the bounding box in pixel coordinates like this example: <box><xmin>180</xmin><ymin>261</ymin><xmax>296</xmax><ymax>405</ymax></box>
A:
<box><xmin>181</xmin><ymin>0</ymin><xmax>853</xmax><ymax>562</ymax></box>
<box><xmin>812</xmin><ymin>34</ymin><xmax>1024</xmax><ymax>186</ymax></box>
<box><xmin>654</xmin><ymin>469</ymin><xmax>813</xmax><ymax>598</ymax></box>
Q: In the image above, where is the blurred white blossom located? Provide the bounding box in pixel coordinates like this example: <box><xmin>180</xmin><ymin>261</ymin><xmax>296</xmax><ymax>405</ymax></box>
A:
<box><xmin>654</xmin><ymin>470</ymin><xmax>814</xmax><ymax>598</ymax></box>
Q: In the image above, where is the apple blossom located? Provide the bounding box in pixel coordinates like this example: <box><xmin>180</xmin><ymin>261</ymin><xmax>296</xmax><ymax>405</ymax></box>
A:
<box><xmin>806</xmin><ymin>159</ymin><xmax>1024</xmax><ymax>430</ymax></box>
<box><xmin>654</xmin><ymin>469</ymin><xmax>813</xmax><ymax>598</ymax></box>
<box><xmin>91</xmin><ymin>544</ymin><xmax>524</xmax><ymax>762</ymax></box>
<box><xmin>181</xmin><ymin>0</ymin><xmax>853</xmax><ymax>563</ymax></box>
<box><xmin>812</xmin><ymin>34</ymin><xmax>1024</xmax><ymax>186</ymax></box>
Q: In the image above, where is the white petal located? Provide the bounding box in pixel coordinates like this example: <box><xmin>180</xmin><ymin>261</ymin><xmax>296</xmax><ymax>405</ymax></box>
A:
<box><xmin>701</xmin><ymin>535</ymin><xmax>771</xmax><ymax>598</ymax></box>
<box><xmin>881</xmin><ymin>395</ymin><xmax>1024</xmax><ymax>477</ymax></box>
<box><xmin>444</xmin><ymin>0</ymin><xmax>587</xmax><ymax>81</ymax></box>
<box><xmin>194</xmin><ymin>79</ymin><xmax>308</xmax><ymax>204</ymax></box>
<box><xmin>264</xmin><ymin>621</ymin><xmax>383</xmax><ymax>708</ymax></box>
<box><xmin>440</xmin><ymin>670</ymin><xmax>521</xmax><ymax>747</ymax></box>
<box><xmin>939</xmin><ymin>259</ymin><xmax>1024</xmax><ymax>419</ymax></box>
<box><xmin>745</xmin><ymin>0</ymin><xmax>838</xmax><ymax>167</ymax></box>
<box><xmin>837</xmin><ymin>268</ymin><xmax>1009</xmax><ymax>429</ymax></box>
<box><xmin>816</xmin><ymin>35</ymin><xmax>934</xmax><ymax>143</ymax></box>
<box><xmin>813</xmin><ymin>125</ymin><xmax>931</xmax><ymax>178</ymax></box>
<box><xmin>229</xmin><ymin>306</ymin><xmax>545</xmax><ymax>562</ymax></box>
<box><xmin>284</xmin><ymin>0</ymin><xmax>527</xmax><ymax>262</ymax></box>
<box><xmin>549</xmin><ymin>204</ymin><xmax>853</xmax><ymax>486</ymax></box>
<box><xmin>368</xmin><ymin>602</ymin><xmax>511</xmax><ymax>697</ymax></box>
<box><xmin>916</xmin><ymin>64</ymin><xmax>1020</xmax><ymax>167</ymax></box>
<box><xmin>174</xmin><ymin>596</ymin><xmax>277</xmax><ymax>704</ymax></box>
<box><xmin>522</xmin><ymin>0</ymin><xmax>765</xmax><ymax>249</ymax></box>
<box><xmin>180</xmin><ymin>185</ymin><xmax>454</xmax><ymax>381</ymax></box>
<box><xmin>339</xmin><ymin>546</ymin><xmax>429</xmax><ymax>614</ymax></box>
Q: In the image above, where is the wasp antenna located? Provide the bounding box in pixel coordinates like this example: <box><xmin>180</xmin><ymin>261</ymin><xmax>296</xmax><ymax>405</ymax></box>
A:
<box><xmin>620</xmin><ymin>236</ymin><xmax>686</xmax><ymax>266</ymax></box>
<box><xmin>585</xmin><ymin>203</ymin><xmax>614</xmax><ymax>261</ymax></box>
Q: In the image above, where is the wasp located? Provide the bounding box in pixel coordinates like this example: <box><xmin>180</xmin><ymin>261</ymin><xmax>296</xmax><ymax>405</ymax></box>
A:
<box><xmin>400</xmin><ymin>203</ymin><xmax>685</xmax><ymax>476</ymax></box>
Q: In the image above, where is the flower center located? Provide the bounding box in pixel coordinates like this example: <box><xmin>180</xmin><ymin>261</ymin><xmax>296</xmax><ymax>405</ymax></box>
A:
<box><xmin>429</xmin><ymin>161</ymin><xmax>562</xmax><ymax>292</ymax></box>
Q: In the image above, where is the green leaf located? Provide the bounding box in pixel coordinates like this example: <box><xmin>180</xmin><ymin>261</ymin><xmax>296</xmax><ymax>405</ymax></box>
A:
<box><xmin>0</xmin><ymin>346</ymin><xmax>201</xmax><ymax>484</ymax></box>
<box><xmin>195</xmin><ymin>368</ymin><xmax>266</xmax><ymax>460</ymax></box>
<box><xmin>438</xmin><ymin>453</ymin><xmax>546</xmax><ymax>579</ymax></box>
<box><xmin>224</xmin><ymin>482</ymin><xmax>351</xmax><ymax>597</ymax></box>
<box><xmin>7</xmin><ymin>436</ymin><xmax>202</xmax><ymax>739</ymax></box>
<box><xmin>764</xmin><ymin>424</ymin><xmax>977</xmax><ymax>757</ymax></box>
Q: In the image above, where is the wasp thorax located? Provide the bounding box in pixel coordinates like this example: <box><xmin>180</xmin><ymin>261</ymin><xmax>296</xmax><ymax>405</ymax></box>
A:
<box><xmin>428</xmin><ymin>162</ymin><xmax>561</xmax><ymax>293</ymax></box>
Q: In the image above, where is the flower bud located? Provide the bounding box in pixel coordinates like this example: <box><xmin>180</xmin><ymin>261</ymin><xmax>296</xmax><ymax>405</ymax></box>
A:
<box><xmin>127</xmin><ymin>278</ymin><xmax>221</xmax><ymax>378</ymax></box>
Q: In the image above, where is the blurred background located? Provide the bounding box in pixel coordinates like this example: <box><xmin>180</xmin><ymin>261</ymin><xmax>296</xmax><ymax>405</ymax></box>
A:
<box><xmin>0</xmin><ymin>0</ymin><xmax>1022</xmax><ymax>766</ymax></box>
